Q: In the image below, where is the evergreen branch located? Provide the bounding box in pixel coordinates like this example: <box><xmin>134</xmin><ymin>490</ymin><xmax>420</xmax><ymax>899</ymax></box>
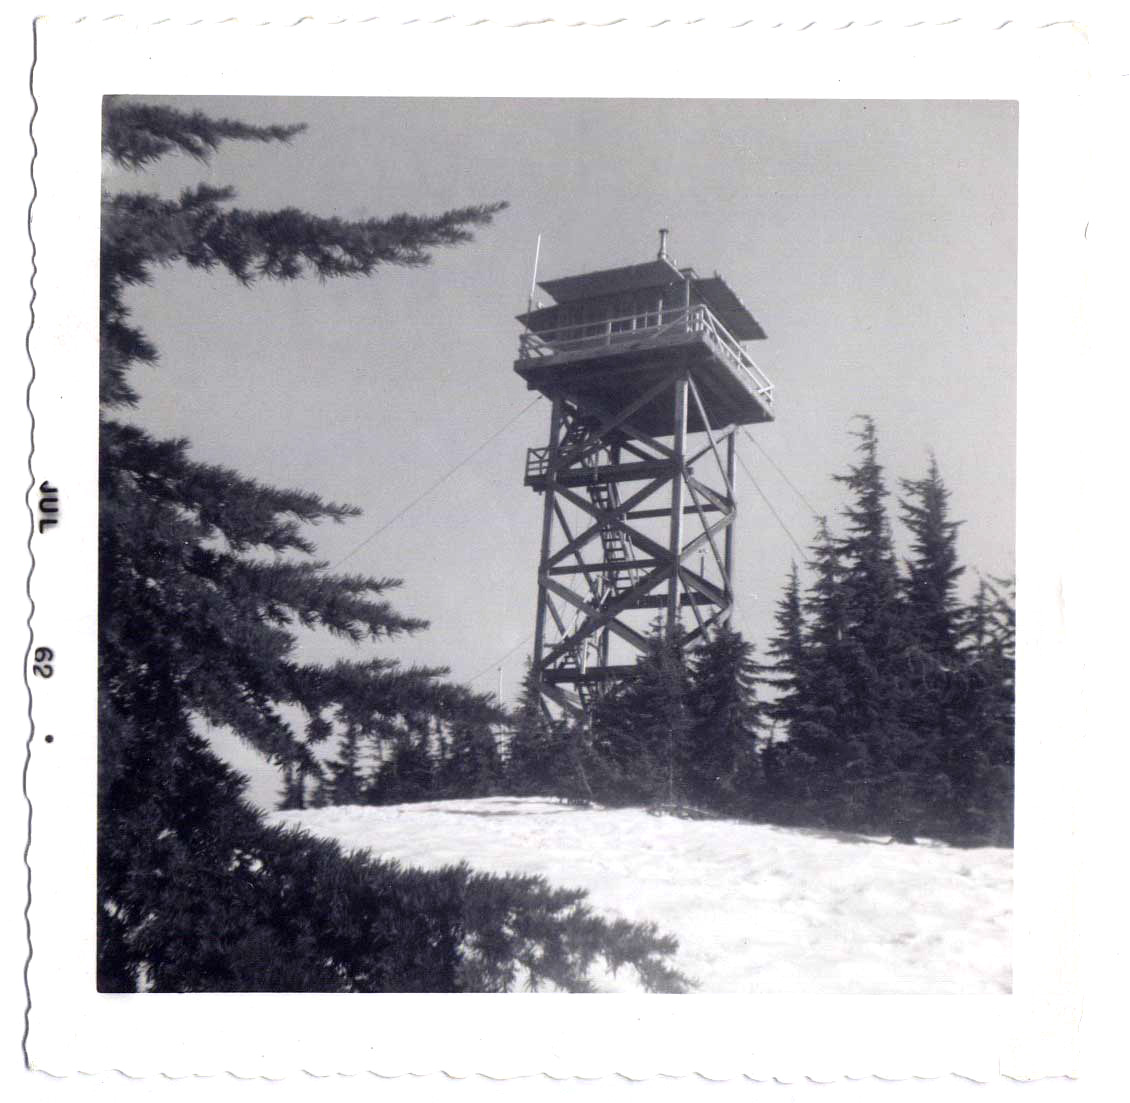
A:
<box><xmin>102</xmin><ymin>189</ymin><xmax>508</xmax><ymax>292</ymax></box>
<box><xmin>186</xmin><ymin>202</ymin><xmax>509</xmax><ymax>284</ymax></box>
<box><xmin>193</xmin><ymin>556</ymin><xmax>427</xmax><ymax>641</ymax></box>
<box><xmin>103</xmin><ymin>100</ymin><xmax>307</xmax><ymax>170</ymax></box>
<box><xmin>103</xmin><ymin>420</ymin><xmax>361</xmax><ymax>553</ymax></box>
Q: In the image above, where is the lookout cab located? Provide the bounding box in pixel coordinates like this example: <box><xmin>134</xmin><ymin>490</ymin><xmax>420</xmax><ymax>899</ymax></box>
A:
<box><xmin>515</xmin><ymin>232</ymin><xmax>774</xmax><ymax>718</ymax></box>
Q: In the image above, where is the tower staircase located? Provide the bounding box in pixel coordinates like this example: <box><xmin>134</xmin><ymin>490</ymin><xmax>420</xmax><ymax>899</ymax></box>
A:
<box><xmin>585</xmin><ymin>479</ymin><xmax>639</xmax><ymax>601</ymax></box>
<box><xmin>549</xmin><ymin>419</ymin><xmax>642</xmax><ymax>709</ymax></box>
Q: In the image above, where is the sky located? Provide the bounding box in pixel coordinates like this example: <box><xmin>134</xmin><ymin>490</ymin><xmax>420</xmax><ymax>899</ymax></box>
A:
<box><xmin>106</xmin><ymin>96</ymin><xmax>1017</xmax><ymax>807</ymax></box>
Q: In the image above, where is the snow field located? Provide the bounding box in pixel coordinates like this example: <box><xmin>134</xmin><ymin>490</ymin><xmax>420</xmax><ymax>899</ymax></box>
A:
<box><xmin>272</xmin><ymin>797</ymin><xmax>1012</xmax><ymax>994</ymax></box>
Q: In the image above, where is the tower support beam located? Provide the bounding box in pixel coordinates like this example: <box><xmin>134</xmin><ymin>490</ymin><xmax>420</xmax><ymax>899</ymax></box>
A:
<box><xmin>527</xmin><ymin>369</ymin><xmax>743</xmax><ymax>712</ymax></box>
<box><xmin>725</xmin><ymin>429</ymin><xmax>737</xmax><ymax>620</ymax></box>
<box><xmin>666</xmin><ymin>373</ymin><xmax>688</xmax><ymax>637</ymax></box>
<box><xmin>531</xmin><ymin>394</ymin><xmax>564</xmax><ymax>686</ymax></box>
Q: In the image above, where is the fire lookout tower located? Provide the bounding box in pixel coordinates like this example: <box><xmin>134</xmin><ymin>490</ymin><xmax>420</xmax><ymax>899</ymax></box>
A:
<box><xmin>515</xmin><ymin>231</ymin><xmax>774</xmax><ymax>716</ymax></box>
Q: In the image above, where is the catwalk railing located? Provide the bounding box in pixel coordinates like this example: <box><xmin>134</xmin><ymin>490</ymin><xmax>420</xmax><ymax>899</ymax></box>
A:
<box><xmin>517</xmin><ymin>303</ymin><xmax>774</xmax><ymax>406</ymax></box>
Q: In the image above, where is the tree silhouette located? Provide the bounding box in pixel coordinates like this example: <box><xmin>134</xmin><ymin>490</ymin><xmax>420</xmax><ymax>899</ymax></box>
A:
<box><xmin>98</xmin><ymin>99</ymin><xmax>685</xmax><ymax>991</ymax></box>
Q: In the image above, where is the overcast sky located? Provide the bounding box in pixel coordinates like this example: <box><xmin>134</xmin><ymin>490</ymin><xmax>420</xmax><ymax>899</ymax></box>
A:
<box><xmin>107</xmin><ymin>96</ymin><xmax>1017</xmax><ymax>808</ymax></box>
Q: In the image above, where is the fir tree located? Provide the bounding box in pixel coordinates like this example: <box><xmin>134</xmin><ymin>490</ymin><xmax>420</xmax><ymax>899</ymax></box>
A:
<box><xmin>100</xmin><ymin>100</ymin><xmax>504</xmax><ymax>987</ymax></box>
<box><xmin>277</xmin><ymin>760</ymin><xmax>304</xmax><ymax>811</ymax></box>
<box><xmin>685</xmin><ymin>624</ymin><xmax>766</xmax><ymax>815</ymax></box>
<box><xmin>372</xmin><ymin>726</ymin><xmax>438</xmax><ymax>805</ymax></box>
<box><xmin>832</xmin><ymin>418</ymin><xmax>921</xmax><ymax>839</ymax></box>
<box><xmin>897</xmin><ymin>455</ymin><xmax>968</xmax><ymax>836</ymax></box>
<box><xmin>780</xmin><ymin>516</ymin><xmax>862</xmax><ymax>825</ymax></box>
<box><xmin>589</xmin><ymin>624</ymin><xmax>692</xmax><ymax>807</ymax></box>
<box><xmin>833</xmin><ymin>418</ymin><xmax>905</xmax><ymax>727</ymax></box>
<box><xmin>949</xmin><ymin>575</ymin><xmax>1015</xmax><ymax>843</ymax></box>
<box><xmin>322</xmin><ymin>723</ymin><xmax>367</xmax><ymax>806</ymax></box>
<box><xmin>97</xmin><ymin>100</ymin><xmax>686</xmax><ymax>991</ymax></box>
<box><xmin>438</xmin><ymin>717</ymin><xmax>504</xmax><ymax>799</ymax></box>
<box><xmin>754</xmin><ymin>424</ymin><xmax>1013</xmax><ymax>846</ymax></box>
<box><xmin>761</xmin><ymin>562</ymin><xmax>808</xmax><ymax>814</ymax></box>
<box><xmin>506</xmin><ymin>661</ymin><xmax>570</xmax><ymax>797</ymax></box>
<box><xmin>764</xmin><ymin>563</ymin><xmax>806</xmax><ymax>733</ymax></box>
<box><xmin>899</xmin><ymin>455</ymin><xmax>966</xmax><ymax>660</ymax></box>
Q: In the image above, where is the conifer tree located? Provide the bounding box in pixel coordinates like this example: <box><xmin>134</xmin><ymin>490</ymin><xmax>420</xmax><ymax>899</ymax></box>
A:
<box><xmin>899</xmin><ymin>455</ymin><xmax>966</xmax><ymax>660</ymax></box>
<box><xmin>98</xmin><ymin>100</ymin><xmax>686</xmax><ymax>992</ymax></box>
<box><xmin>99</xmin><ymin>99</ymin><xmax>507</xmax><ymax>988</ymax></box>
<box><xmin>277</xmin><ymin>761</ymin><xmax>304</xmax><ymax>811</ymax></box>
<box><xmin>506</xmin><ymin>663</ymin><xmax>547</xmax><ymax>793</ymax></box>
<box><xmin>372</xmin><ymin>725</ymin><xmax>438</xmax><ymax>805</ymax></box>
<box><xmin>761</xmin><ymin>562</ymin><xmax>808</xmax><ymax>813</ymax></box>
<box><xmin>438</xmin><ymin>716</ymin><xmax>503</xmax><ymax>799</ymax></box>
<box><xmin>832</xmin><ymin>418</ymin><xmax>922</xmax><ymax>839</ymax></box>
<box><xmin>778</xmin><ymin>516</ymin><xmax>862</xmax><ymax>824</ymax></box>
<box><xmin>322</xmin><ymin>723</ymin><xmax>367</xmax><ymax>806</ymax></box>
<box><xmin>897</xmin><ymin>455</ymin><xmax>968</xmax><ymax>835</ymax></box>
<box><xmin>949</xmin><ymin>575</ymin><xmax>1015</xmax><ymax>843</ymax></box>
<box><xmin>685</xmin><ymin>624</ymin><xmax>766</xmax><ymax>815</ymax></box>
<box><xmin>589</xmin><ymin>624</ymin><xmax>692</xmax><ymax>806</ymax></box>
<box><xmin>506</xmin><ymin>662</ymin><xmax>571</xmax><ymax>797</ymax></box>
<box><xmin>833</xmin><ymin>417</ymin><xmax>906</xmax><ymax>725</ymax></box>
<box><xmin>755</xmin><ymin>424</ymin><xmax>1013</xmax><ymax>845</ymax></box>
<box><xmin>764</xmin><ymin>563</ymin><xmax>806</xmax><ymax>735</ymax></box>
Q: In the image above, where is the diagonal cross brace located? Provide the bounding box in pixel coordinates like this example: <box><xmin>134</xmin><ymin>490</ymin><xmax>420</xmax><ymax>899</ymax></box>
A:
<box><xmin>540</xmin><ymin>564</ymin><xmax>673</xmax><ymax>668</ymax></box>
<box><xmin>558</xmin><ymin>388</ymin><xmax>676</xmax><ymax>461</ymax></box>
<box><xmin>554</xmin><ymin>376</ymin><xmax>674</xmax><ymax>471</ymax></box>
<box><xmin>686</xmin><ymin>375</ymin><xmax>736</xmax><ymax>500</ymax></box>
<box><xmin>544</xmin><ymin>474</ymin><xmax>671</xmax><ymax>569</ymax></box>
<box><xmin>552</xmin><ymin>483</ymin><xmax>677</xmax><ymax>567</ymax></box>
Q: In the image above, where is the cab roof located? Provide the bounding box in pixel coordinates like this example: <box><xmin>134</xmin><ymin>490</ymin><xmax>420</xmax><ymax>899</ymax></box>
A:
<box><xmin>517</xmin><ymin>256</ymin><xmax>766</xmax><ymax>341</ymax></box>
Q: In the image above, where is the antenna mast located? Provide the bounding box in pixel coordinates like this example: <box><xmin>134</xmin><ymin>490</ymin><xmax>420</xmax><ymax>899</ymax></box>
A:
<box><xmin>527</xmin><ymin>233</ymin><xmax>543</xmax><ymax>315</ymax></box>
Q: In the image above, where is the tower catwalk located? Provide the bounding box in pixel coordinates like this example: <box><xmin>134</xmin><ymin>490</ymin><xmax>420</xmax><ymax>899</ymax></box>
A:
<box><xmin>514</xmin><ymin>234</ymin><xmax>774</xmax><ymax>716</ymax></box>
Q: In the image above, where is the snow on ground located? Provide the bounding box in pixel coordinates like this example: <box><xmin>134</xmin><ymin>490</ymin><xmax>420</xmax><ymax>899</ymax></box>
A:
<box><xmin>271</xmin><ymin>797</ymin><xmax>1012</xmax><ymax>995</ymax></box>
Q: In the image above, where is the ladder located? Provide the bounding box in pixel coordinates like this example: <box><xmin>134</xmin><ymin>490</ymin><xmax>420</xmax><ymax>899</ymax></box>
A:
<box><xmin>549</xmin><ymin>417</ymin><xmax>641</xmax><ymax>711</ymax></box>
<box><xmin>586</xmin><ymin>480</ymin><xmax>640</xmax><ymax>599</ymax></box>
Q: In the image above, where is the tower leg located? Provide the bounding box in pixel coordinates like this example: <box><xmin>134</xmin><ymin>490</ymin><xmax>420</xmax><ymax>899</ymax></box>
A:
<box><xmin>666</xmin><ymin>373</ymin><xmax>688</xmax><ymax>638</ymax></box>
<box><xmin>724</xmin><ymin>428</ymin><xmax>737</xmax><ymax>624</ymax></box>
<box><xmin>533</xmin><ymin>394</ymin><xmax>563</xmax><ymax>690</ymax></box>
<box><xmin>526</xmin><ymin>370</ymin><xmax>738</xmax><ymax>708</ymax></box>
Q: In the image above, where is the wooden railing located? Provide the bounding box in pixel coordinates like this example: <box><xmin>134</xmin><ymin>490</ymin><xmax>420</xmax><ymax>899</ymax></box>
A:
<box><xmin>525</xmin><ymin>445</ymin><xmax>550</xmax><ymax>481</ymax></box>
<box><xmin>518</xmin><ymin>303</ymin><xmax>774</xmax><ymax>405</ymax></box>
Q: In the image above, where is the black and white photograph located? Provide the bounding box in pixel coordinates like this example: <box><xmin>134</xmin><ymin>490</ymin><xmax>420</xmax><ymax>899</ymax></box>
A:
<box><xmin>16</xmin><ymin>10</ymin><xmax>1100</xmax><ymax>1086</ymax></box>
<box><xmin>97</xmin><ymin>94</ymin><xmax>1016</xmax><ymax>997</ymax></box>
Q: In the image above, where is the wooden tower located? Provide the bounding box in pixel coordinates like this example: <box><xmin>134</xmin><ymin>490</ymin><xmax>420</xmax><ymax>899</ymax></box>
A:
<box><xmin>515</xmin><ymin>232</ymin><xmax>774</xmax><ymax>716</ymax></box>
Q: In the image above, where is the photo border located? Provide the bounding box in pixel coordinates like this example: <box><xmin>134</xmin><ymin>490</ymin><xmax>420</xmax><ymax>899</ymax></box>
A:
<box><xmin>23</xmin><ymin>10</ymin><xmax>1088</xmax><ymax>1080</ymax></box>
